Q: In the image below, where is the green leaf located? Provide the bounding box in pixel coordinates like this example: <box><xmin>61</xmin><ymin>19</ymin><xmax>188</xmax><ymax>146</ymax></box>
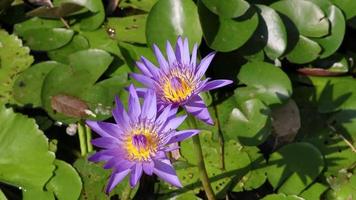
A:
<box><xmin>47</xmin><ymin>34</ymin><xmax>90</xmax><ymax>64</ymax></box>
<box><xmin>0</xmin><ymin>189</ymin><xmax>7</xmax><ymax>200</ymax></box>
<box><xmin>146</xmin><ymin>0</ymin><xmax>203</xmax><ymax>50</ymax></box>
<box><xmin>271</xmin><ymin>0</ymin><xmax>330</xmax><ymax>38</ymax></box>
<box><xmin>313</xmin><ymin>5</ymin><xmax>346</xmax><ymax>59</ymax></box>
<box><xmin>326</xmin><ymin>171</ymin><xmax>356</xmax><ymax>199</ymax></box>
<box><xmin>201</xmin><ymin>0</ymin><xmax>250</xmax><ymax>18</ymax></box>
<box><xmin>74</xmin><ymin>156</ymin><xmax>138</xmax><ymax>199</ymax></box>
<box><xmin>286</xmin><ymin>35</ymin><xmax>322</xmax><ymax>64</ymax></box>
<box><xmin>257</xmin><ymin>5</ymin><xmax>287</xmax><ymax>60</ymax></box>
<box><xmin>120</xmin><ymin>0</ymin><xmax>158</xmax><ymax>12</ymax></box>
<box><xmin>266</xmin><ymin>142</ymin><xmax>324</xmax><ymax>195</ymax></box>
<box><xmin>299</xmin><ymin>182</ymin><xmax>328</xmax><ymax>200</ymax></box>
<box><xmin>79</xmin><ymin>0</ymin><xmax>105</xmax><ymax>31</ymax></box>
<box><xmin>46</xmin><ymin>160</ymin><xmax>82</xmax><ymax>200</ymax></box>
<box><xmin>107</xmin><ymin>15</ymin><xmax>147</xmax><ymax>44</ymax></box>
<box><xmin>20</xmin><ymin>28</ymin><xmax>74</xmax><ymax>51</ymax></box>
<box><xmin>0</xmin><ymin>106</ymin><xmax>55</xmax><ymax>189</ymax></box>
<box><xmin>163</xmin><ymin>132</ymin><xmax>266</xmax><ymax>198</ymax></box>
<box><xmin>23</xmin><ymin>188</ymin><xmax>55</xmax><ymax>200</ymax></box>
<box><xmin>225</xmin><ymin>98</ymin><xmax>271</xmax><ymax>146</ymax></box>
<box><xmin>236</xmin><ymin>61</ymin><xmax>292</xmax><ymax>106</ymax></box>
<box><xmin>0</xmin><ymin>29</ymin><xmax>34</xmax><ymax>104</ymax></box>
<box><xmin>330</xmin><ymin>0</ymin><xmax>356</xmax><ymax>20</ymax></box>
<box><xmin>26</xmin><ymin>3</ymin><xmax>83</xmax><ymax>18</ymax></box>
<box><xmin>13</xmin><ymin>61</ymin><xmax>61</xmax><ymax>107</ymax></box>
<box><xmin>41</xmin><ymin>49</ymin><xmax>114</xmax><ymax>123</ymax></box>
<box><xmin>198</xmin><ymin>1</ymin><xmax>259</xmax><ymax>52</ymax></box>
<box><xmin>58</xmin><ymin>0</ymin><xmax>100</xmax><ymax>12</ymax></box>
<box><xmin>81</xmin><ymin>29</ymin><xmax>122</xmax><ymax>57</ymax></box>
<box><xmin>261</xmin><ymin>194</ymin><xmax>304</xmax><ymax>200</ymax></box>
<box><xmin>14</xmin><ymin>17</ymin><xmax>63</xmax><ymax>36</ymax></box>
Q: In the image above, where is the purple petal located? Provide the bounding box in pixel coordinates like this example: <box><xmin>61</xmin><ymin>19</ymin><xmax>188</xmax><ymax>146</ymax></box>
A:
<box><xmin>130</xmin><ymin>164</ymin><xmax>143</xmax><ymax>187</ymax></box>
<box><xmin>130</xmin><ymin>73</ymin><xmax>155</xmax><ymax>88</ymax></box>
<box><xmin>153</xmin><ymin>159</ymin><xmax>182</xmax><ymax>188</ymax></box>
<box><xmin>156</xmin><ymin>105</ymin><xmax>172</xmax><ymax>127</ymax></box>
<box><xmin>88</xmin><ymin>150</ymin><xmax>116</xmax><ymax>162</ymax></box>
<box><xmin>141</xmin><ymin>56</ymin><xmax>160</xmax><ymax>78</ymax></box>
<box><xmin>141</xmin><ymin>89</ymin><xmax>157</xmax><ymax>120</ymax></box>
<box><xmin>113</xmin><ymin>96</ymin><xmax>130</xmax><ymax>130</ymax></box>
<box><xmin>201</xmin><ymin>79</ymin><xmax>233</xmax><ymax>92</ymax></box>
<box><xmin>195</xmin><ymin>52</ymin><xmax>215</xmax><ymax>81</ymax></box>
<box><xmin>164</xmin><ymin>142</ymin><xmax>180</xmax><ymax>152</ymax></box>
<box><xmin>182</xmin><ymin>38</ymin><xmax>190</xmax><ymax>65</ymax></box>
<box><xmin>106</xmin><ymin>169</ymin><xmax>131</xmax><ymax>194</ymax></box>
<box><xmin>128</xmin><ymin>84</ymin><xmax>141</xmax><ymax>122</ymax></box>
<box><xmin>184</xmin><ymin>95</ymin><xmax>214</xmax><ymax>125</ymax></box>
<box><xmin>104</xmin><ymin>157</ymin><xmax>134</xmax><ymax>170</ymax></box>
<box><xmin>135</xmin><ymin>87</ymin><xmax>148</xmax><ymax>98</ymax></box>
<box><xmin>136</xmin><ymin>61</ymin><xmax>153</xmax><ymax>77</ymax></box>
<box><xmin>91</xmin><ymin>137</ymin><xmax>120</xmax><ymax>149</ymax></box>
<box><xmin>166</xmin><ymin>41</ymin><xmax>176</xmax><ymax>66</ymax></box>
<box><xmin>166</xmin><ymin>130</ymin><xmax>200</xmax><ymax>144</ymax></box>
<box><xmin>86</xmin><ymin>120</ymin><xmax>122</xmax><ymax>139</ymax></box>
<box><xmin>190</xmin><ymin>43</ymin><xmax>198</xmax><ymax>68</ymax></box>
<box><xmin>175</xmin><ymin>37</ymin><xmax>184</xmax><ymax>64</ymax></box>
<box><xmin>161</xmin><ymin>115</ymin><xmax>187</xmax><ymax>133</ymax></box>
<box><xmin>153</xmin><ymin>44</ymin><xmax>169</xmax><ymax>73</ymax></box>
<box><xmin>143</xmin><ymin>161</ymin><xmax>154</xmax><ymax>175</ymax></box>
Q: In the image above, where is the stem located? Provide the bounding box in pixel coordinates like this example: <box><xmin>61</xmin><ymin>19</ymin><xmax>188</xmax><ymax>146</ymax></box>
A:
<box><xmin>121</xmin><ymin>182</ymin><xmax>132</xmax><ymax>200</ymax></box>
<box><xmin>188</xmin><ymin>116</ymin><xmax>216</xmax><ymax>200</ymax></box>
<box><xmin>212</xmin><ymin>97</ymin><xmax>225</xmax><ymax>170</ymax></box>
<box><xmin>85</xmin><ymin>124</ymin><xmax>93</xmax><ymax>153</ymax></box>
<box><xmin>77</xmin><ymin>121</ymin><xmax>87</xmax><ymax>156</ymax></box>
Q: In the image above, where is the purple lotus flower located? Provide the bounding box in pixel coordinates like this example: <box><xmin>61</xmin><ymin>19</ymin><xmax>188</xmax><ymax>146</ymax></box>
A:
<box><xmin>86</xmin><ymin>85</ymin><xmax>200</xmax><ymax>193</ymax></box>
<box><xmin>131</xmin><ymin>37</ymin><xmax>233</xmax><ymax>125</ymax></box>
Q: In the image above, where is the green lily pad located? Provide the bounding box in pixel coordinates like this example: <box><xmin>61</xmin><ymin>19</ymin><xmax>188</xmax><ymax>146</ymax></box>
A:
<box><xmin>41</xmin><ymin>49</ymin><xmax>114</xmax><ymax>123</ymax></box>
<box><xmin>79</xmin><ymin>0</ymin><xmax>105</xmax><ymax>31</ymax></box>
<box><xmin>198</xmin><ymin>1</ymin><xmax>259</xmax><ymax>52</ymax></box>
<box><xmin>266</xmin><ymin>142</ymin><xmax>324</xmax><ymax>195</ymax></box>
<box><xmin>20</xmin><ymin>28</ymin><xmax>74</xmax><ymax>51</ymax></box>
<box><xmin>271</xmin><ymin>0</ymin><xmax>330</xmax><ymax>38</ymax></box>
<box><xmin>0</xmin><ymin>189</ymin><xmax>7</xmax><ymax>200</ymax></box>
<box><xmin>257</xmin><ymin>5</ymin><xmax>287</xmax><ymax>60</ymax></box>
<box><xmin>47</xmin><ymin>34</ymin><xmax>90</xmax><ymax>64</ymax></box>
<box><xmin>326</xmin><ymin>171</ymin><xmax>356</xmax><ymax>199</ymax></box>
<box><xmin>286</xmin><ymin>35</ymin><xmax>322</xmax><ymax>64</ymax></box>
<box><xmin>14</xmin><ymin>17</ymin><xmax>64</xmax><ymax>36</ymax></box>
<box><xmin>74</xmin><ymin>156</ymin><xmax>138</xmax><ymax>199</ymax></box>
<box><xmin>23</xmin><ymin>188</ymin><xmax>55</xmax><ymax>200</ymax></box>
<box><xmin>225</xmin><ymin>98</ymin><xmax>271</xmax><ymax>146</ymax></box>
<box><xmin>261</xmin><ymin>194</ymin><xmax>304</xmax><ymax>200</ymax></box>
<box><xmin>330</xmin><ymin>0</ymin><xmax>356</xmax><ymax>20</ymax></box>
<box><xmin>107</xmin><ymin>14</ymin><xmax>147</xmax><ymax>44</ymax></box>
<box><xmin>299</xmin><ymin>182</ymin><xmax>328</xmax><ymax>200</ymax></box>
<box><xmin>0</xmin><ymin>106</ymin><xmax>55</xmax><ymax>189</ymax></box>
<box><xmin>120</xmin><ymin>0</ymin><xmax>158</xmax><ymax>12</ymax></box>
<box><xmin>201</xmin><ymin>0</ymin><xmax>250</xmax><ymax>18</ymax></box>
<box><xmin>146</xmin><ymin>0</ymin><xmax>203</xmax><ymax>50</ymax></box>
<box><xmin>313</xmin><ymin>5</ymin><xmax>346</xmax><ymax>59</ymax></box>
<box><xmin>0</xmin><ymin>29</ymin><xmax>34</xmax><ymax>104</ymax></box>
<box><xmin>46</xmin><ymin>160</ymin><xmax>82</xmax><ymax>200</ymax></box>
<box><xmin>81</xmin><ymin>29</ymin><xmax>122</xmax><ymax>57</ymax></box>
<box><xmin>13</xmin><ymin>61</ymin><xmax>62</xmax><ymax>107</ymax></box>
<box><xmin>236</xmin><ymin>61</ymin><xmax>292</xmax><ymax>106</ymax></box>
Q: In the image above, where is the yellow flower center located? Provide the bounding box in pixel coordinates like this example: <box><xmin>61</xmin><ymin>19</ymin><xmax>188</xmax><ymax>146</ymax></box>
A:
<box><xmin>125</xmin><ymin>128</ymin><xmax>158</xmax><ymax>161</ymax></box>
<box><xmin>162</xmin><ymin>75</ymin><xmax>194</xmax><ymax>103</ymax></box>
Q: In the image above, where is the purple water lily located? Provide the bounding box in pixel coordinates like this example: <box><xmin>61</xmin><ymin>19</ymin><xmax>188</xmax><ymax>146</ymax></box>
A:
<box><xmin>86</xmin><ymin>85</ymin><xmax>200</xmax><ymax>193</ymax></box>
<box><xmin>131</xmin><ymin>37</ymin><xmax>233</xmax><ymax>125</ymax></box>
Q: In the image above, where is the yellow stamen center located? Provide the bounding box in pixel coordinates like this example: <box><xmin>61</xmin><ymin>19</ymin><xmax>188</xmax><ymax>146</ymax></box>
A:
<box><xmin>125</xmin><ymin>128</ymin><xmax>158</xmax><ymax>161</ymax></box>
<box><xmin>162</xmin><ymin>76</ymin><xmax>193</xmax><ymax>103</ymax></box>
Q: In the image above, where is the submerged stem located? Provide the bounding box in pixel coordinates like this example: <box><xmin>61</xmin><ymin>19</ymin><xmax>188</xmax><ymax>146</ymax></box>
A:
<box><xmin>121</xmin><ymin>182</ymin><xmax>132</xmax><ymax>200</ymax></box>
<box><xmin>77</xmin><ymin>121</ymin><xmax>87</xmax><ymax>156</ymax></box>
<box><xmin>187</xmin><ymin>115</ymin><xmax>216</xmax><ymax>200</ymax></box>
<box><xmin>85</xmin><ymin>124</ymin><xmax>93</xmax><ymax>153</ymax></box>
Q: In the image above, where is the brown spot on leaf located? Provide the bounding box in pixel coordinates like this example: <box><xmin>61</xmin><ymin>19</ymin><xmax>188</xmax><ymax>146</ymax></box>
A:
<box><xmin>51</xmin><ymin>94</ymin><xmax>90</xmax><ymax>118</ymax></box>
<box><xmin>297</xmin><ymin>68</ymin><xmax>347</xmax><ymax>76</ymax></box>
